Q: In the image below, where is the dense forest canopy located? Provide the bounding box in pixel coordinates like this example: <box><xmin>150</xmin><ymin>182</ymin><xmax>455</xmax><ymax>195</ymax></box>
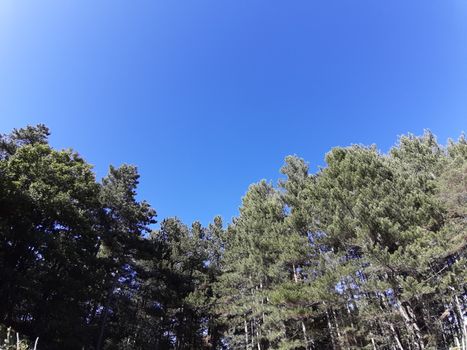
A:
<box><xmin>0</xmin><ymin>124</ymin><xmax>465</xmax><ymax>350</ymax></box>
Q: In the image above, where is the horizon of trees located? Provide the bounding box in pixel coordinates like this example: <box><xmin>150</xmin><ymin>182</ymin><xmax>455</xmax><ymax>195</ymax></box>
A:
<box><xmin>0</xmin><ymin>124</ymin><xmax>465</xmax><ymax>350</ymax></box>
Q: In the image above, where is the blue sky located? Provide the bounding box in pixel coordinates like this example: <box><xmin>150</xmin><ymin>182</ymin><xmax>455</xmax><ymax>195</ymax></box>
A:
<box><xmin>0</xmin><ymin>1</ymin><xmax>466</xmax><ymax>226</ymax></box>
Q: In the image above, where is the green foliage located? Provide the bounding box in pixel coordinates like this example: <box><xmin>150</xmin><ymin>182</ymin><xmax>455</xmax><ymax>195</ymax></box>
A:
<box><xmin>0</xmin><ymin>125</ymin><xmax>465</xmax><ymax>350</ymax></box>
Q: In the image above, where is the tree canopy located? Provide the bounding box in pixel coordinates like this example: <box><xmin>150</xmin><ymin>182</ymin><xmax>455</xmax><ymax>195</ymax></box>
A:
<box><xmin>0</xmin><ymin>125</ymin><xmax>465</xmax><ymax>350</ymax></box>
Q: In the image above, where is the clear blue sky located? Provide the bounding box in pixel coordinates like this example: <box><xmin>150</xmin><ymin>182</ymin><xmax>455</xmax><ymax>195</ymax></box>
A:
<box><xmin>1</xmin><ymin>1</ymin><xmax>466</xmax><ymax>226</ymax></box>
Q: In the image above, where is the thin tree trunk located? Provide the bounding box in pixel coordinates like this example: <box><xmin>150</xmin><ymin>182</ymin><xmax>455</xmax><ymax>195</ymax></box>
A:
<box><xmin>96</xmin><ymin>278</ymin><xmax>117</xmax><ymax>350</ymax></box>
<box><xmin>345</xmin><ymin>300</ymin><xmax>358</xmax><ymax>346</ymax></box>
<box><xmin>96</xmin><ymin>302</ymin><xmax>110</xmax><ymax>350</ymax></box>
<box><xmin>455</xmin><ymin>336</ymin><xmax>461</xmax><ymax>349</ymax></box>
<box><xmin>301</xmin><ymin>321</ymin><xmax>310</xmax><ymax>350</ymax></box>
<box><xmin>245</xmin><ymin>319</ymin><xmax>249</xmax><ymax>350</ymax></box>
<box><xmin>389</xmin><ymin>322</ymin><xmax>404</xmax><ymax>350</ymax></box>
<box><xmin>370</xmin><ymin>335</ymin><xmax>377</xmax><ymax>350</ymax></box>
<box><xmin>256</xmin><ymin>327</ymin><xmax>261</xmax><ymax>350</ymax></box>
<box><xmin>292</xmin><ymin>263</ymin><xmax>314</xmax><ymax>348</ymax></box>
<box><xmin>332</xmin><ymin>307</ymin><xmax>344</xmax><ymax>349</ymax></box>
<box><xmin>293</xmin><ymin>263</ymin><xmax>299</xmax><ymax>283</ymax></box>
<box><xmin>325</xmin><ymin>304</ymin><xmax>337</xmax><ymax>350</ymax></box>
<box><xmin>397</xmin><ymin>302</ymin><xmax>424</xmax><ymax>350</ymax></box>
<box><xmin>454</xmin><ymin>294</ymin><xmax>467</xmax><ymax>350</ymax></box>
<box><xmin>251</xmin><ymin>318</ymin><xmax>255</xmax><ymax>349</ymax></box>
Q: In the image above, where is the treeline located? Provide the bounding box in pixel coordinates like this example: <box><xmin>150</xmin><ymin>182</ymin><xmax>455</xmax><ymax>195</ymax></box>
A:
<box><xmin>0</xmin><ymin>124</ymin><xmax>465</xmax><ymax>350</ymax></box>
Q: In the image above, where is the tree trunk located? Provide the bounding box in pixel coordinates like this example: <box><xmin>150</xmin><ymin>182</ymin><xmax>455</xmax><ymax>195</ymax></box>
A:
<box><xmin>293</xmin><ymin>263</ymin><xmax>299</xmax><ymax>283</ymax></box>
<box><xmin>389</xmin><ymin>322</ymin><xmax>404</xmax><ymax>350</ymax></box>
<box><xmin>292</xmin><ymin>264</ymin><xmax>314</xmax><ymax>349</ymax></box>
<box><xmin>370</xmin><ymin>335</ymin><xmax>377</xmax><ymax>350</ymax></box>
<box><xmin>96</xmin><ymin>301</ymin><xmax>110</xmax><ymax>350</ymax></box>
<box><xmin>301</xmin><ymin>320</ymin><xmax>311</xmax><ymax>350</ymax></box>
<box><xmin>397</xmin><ymin>302</ymin><xmax>424</xmax><ymax>350</ymax></box>
<box><xmin>245</xmin><ymin>319</ymin><xmax>249</xmax><ymax>350</ymax></box>
<box><xmin>454</xmin><ymin>294</ymin><xmax>467</xmax><ymax>350</ymax></box>
<box><xmin>325</xmin><ymin>304</ymin><xmax>337</xmax><ymax>350</ymax></box>
<box><xmin>96</xmin><ymin>277</ymin><xmax>118</xmax><ymax>350</ymax></box>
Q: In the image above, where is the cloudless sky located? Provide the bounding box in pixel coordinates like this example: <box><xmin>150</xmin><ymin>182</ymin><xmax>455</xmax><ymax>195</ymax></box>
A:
<box><xmin>0</xmin><ymin>1</ymin><xmax>466</xmax><ymax>226</ymax></box>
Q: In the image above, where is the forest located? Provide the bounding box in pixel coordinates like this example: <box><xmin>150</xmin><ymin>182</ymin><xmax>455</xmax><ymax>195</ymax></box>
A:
<box><xmin>0</xmin><ymin>124</ymin><xmax>465</xmax><ymax>350</ymax></box>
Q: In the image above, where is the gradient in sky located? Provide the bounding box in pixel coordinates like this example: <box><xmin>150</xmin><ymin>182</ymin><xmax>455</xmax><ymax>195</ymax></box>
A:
<box><xmin>0</xmin><ymin>1</ymin><xmax>466</xmax><ymax>226</ymax></box>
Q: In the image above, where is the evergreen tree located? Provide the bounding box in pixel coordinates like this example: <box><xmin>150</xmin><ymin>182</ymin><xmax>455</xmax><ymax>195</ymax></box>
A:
<box><xmin>0</xmin><ymin>125</ymin><xmax>102</xmax><ymax>349</ymax></box>
<box><xmin>1</xmin><ymin>125</ymin><xmax>465</xmax><ymax>349</ymax></box>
